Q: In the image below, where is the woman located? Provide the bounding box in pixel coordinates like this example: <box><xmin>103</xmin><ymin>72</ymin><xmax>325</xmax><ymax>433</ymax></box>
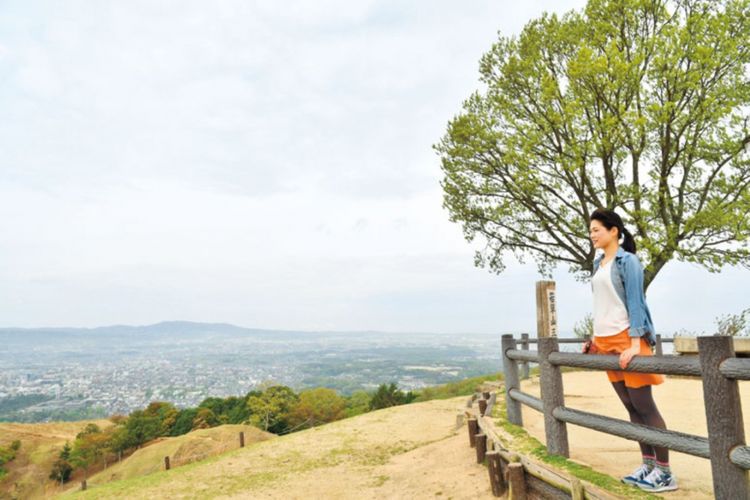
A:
<box><xmin>588</xmin><ymin>208</ymin><xmax>677</xmax><ymax>493</ymax></box>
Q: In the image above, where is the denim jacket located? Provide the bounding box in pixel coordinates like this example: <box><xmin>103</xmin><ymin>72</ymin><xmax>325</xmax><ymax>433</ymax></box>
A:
<box><xmin>591</xmin><ymin>246</ymin><xmax>656</xmax><ymax>347</ymax></box>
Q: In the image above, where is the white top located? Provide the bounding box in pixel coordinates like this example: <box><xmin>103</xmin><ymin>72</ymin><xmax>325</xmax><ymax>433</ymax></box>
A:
<box><xmin>592</xmin><ymin>259</ymin><xmax>630</xmax><ymax>337</ymax></box>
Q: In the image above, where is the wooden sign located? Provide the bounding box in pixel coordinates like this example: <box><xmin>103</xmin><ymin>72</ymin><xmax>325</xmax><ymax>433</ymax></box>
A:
<box><xmin>536</xmin><ymin>281</ymin><xmax>557</xmax><ymax>337</ymax></box>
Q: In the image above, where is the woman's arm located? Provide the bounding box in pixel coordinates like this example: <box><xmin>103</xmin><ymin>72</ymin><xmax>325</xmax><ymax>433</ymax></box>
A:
<box><xmin>619</xmin><ymin>336</ymin><xmax>640</xmax><ymax>369</ymax></box>
<box><xmin>622</xmin><ymin>254</ymin><xmax>650</xmax><ymax>339</ymax></box>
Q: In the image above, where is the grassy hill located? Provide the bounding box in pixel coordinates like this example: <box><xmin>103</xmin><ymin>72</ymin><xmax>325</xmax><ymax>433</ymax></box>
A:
<box><xmin>0</xmin><ymin>372</ymin><xmax>503</xmax><ymax>499</ymax></box>
<box><xmin>85</xmin><ymin>424</ymin><xmax>275</xmax><ymax>485</ymax></box>
<box><xmin>62</xmin><ymin>395</ymin><xmax>491</xmax><ymax>499</ymax></box>
<box><xmin>0</xmin><ymin>420</ymin><xmax>277</xmax><ymax>499</ymax></box>
<box><xmin>0</xmin><ymin>420</ymin><xmax>112</xmax><ymax>499</ymax></box>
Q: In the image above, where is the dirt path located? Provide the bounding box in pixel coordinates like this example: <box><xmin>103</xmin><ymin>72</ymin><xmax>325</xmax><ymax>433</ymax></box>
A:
<box><xmin>519</xmin><ymin>371</ymin><xmax>750</xmax><ymax>499</ymax></box>
<box><xmin>219</xmin><ymin>429</ymin><xmax>495</xmax><ymax>500</ymax></box>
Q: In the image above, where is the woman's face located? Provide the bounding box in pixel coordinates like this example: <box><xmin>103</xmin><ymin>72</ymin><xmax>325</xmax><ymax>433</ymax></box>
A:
<box><xmin>589</xmin><ymin>219</ymin><xmax>619</xmax><ymax>249</ymax></box>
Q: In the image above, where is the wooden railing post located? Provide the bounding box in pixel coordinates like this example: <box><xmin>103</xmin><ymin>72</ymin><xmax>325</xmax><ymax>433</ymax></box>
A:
<box><xmin>521</xmin><ymin>333</ymin><xmax>530</xmax><ymax>380</ymax></box>
<box><xmin>507</xmin><ymin>462</ymin><xmax>527</xmax><ymax>499</ymax></box>
<box><xmin>478</xmin><ymin>398</ymin><xmax>488</xmax><ymax>416</ymax></box>
<box><xmin>164</xmin><ymin>456</ymin><xmax>170</xmax><ymax>470</ymax></box>
<box><xmin>570</xmin><ymin>478</ymin><xmax>585</xmax><ymax>500</ymax></box>
<box><xmin>455</xmin><ymin>413</ymin><xmax>464</xmax><ymax>430</ymax></box>
<box><xmin>239</xmin><ymin>431</ymin><xmax>245</xmax><ymax>448</ymax></box>
<box><xmin>467</xmin><ymin>418</ymin><xmax>478</xmax><ymax>448</ymax></box>
<box><xmin>486</xmin><ymin>450</ymin><xmax>505</xmax><ymax>496</ymax></box>
<box><xmin>502</xmin><ymin>334</ymin><xmax>522</xmax><ymax>426</ymax></box>
<box><xmin>484</xmin><ymin>392</ymin><xmax>496</xmax><ymax>417</ymax></box>
<box><xmin>475</xmin><ymin>432</ymin><xmax>487</xmax><ymax>463</ymax></box>
<box><xmin>538</xmin><ymin>337</ymin><xmax>569</xmax><ymax>457</ymax></box>
<box><xmin>81</xmin><ymin>480</ymin><xmax>87</xmax><ymax>491</ymax></box>
<box><xmin>655</xmin><ymin>334</ymin><xmax>663</xmax><ymax>356</ymax></box>
<box><xmin>698</xmin><ymin>335</ymin><xmax>749</xmax><ymax>500</ymax></box>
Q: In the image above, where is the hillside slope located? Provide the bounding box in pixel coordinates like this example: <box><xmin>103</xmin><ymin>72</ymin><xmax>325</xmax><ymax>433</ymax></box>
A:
<box><xmin>85</xmin><ymin>424</ymin><xmax>275</xmax><ymax>486</ymax></box>
<box><xmin>0</xmin><ymin>421</ymin><xmax>275</xmax><ymax>499</ymax></box>
<box><xmin>64</xmin><ymin>396</ymin><xmax>494</xmax><ymax>499</ymax></box>
<box><xmin>0</xmin><ymin>420</ymin><xmax>112</xmax><ymax>499</ymax></box>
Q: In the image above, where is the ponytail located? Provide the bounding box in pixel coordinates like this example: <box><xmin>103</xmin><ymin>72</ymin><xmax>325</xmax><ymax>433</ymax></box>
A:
<box><xmin>620</xmin><ymin>226</ymin><xmax>637</xmax><ymax>253</ymax></box>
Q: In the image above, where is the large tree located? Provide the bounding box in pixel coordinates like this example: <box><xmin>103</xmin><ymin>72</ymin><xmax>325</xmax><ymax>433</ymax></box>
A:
<box><xmin>436</xmin><ymin>0</ymin><xmax>750</xmax><ymax>289</ymax></box>
<box><xmin>246</xmin><ymin>385</ymin><xmax>299</xmax><ymax>434</ymax></box>
<box><xmin>287</xmin><ymin>387</ymin><xmax>347</xmax><ymax>430</ymax></box>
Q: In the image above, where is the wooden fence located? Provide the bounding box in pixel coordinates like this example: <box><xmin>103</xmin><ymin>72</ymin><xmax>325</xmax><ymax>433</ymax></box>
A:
<box><xmin>514</xmin><ymin>333</ymin><xmax>674</xmax><ymax>380</ymax></box>
<box><xmin>462</xmin><ymin>387</ymin><xmax>625</xmax><ymax>499</ymax></box>
<box><xmin>502</xmin><ymin>333</ymin><xmax>750</xmax><ymax>500</ymax></box>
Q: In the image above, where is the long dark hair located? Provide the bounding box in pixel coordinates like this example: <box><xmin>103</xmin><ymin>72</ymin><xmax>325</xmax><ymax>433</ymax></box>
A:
<box><xmin>590</xmin><ymin>208</ymin><xmax>636</xmax><ymax>254</ymax></box>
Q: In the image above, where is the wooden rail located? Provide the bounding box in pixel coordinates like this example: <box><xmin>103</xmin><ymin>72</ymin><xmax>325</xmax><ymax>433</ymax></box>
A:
<box><xmin>514</xmin><ymin>333</ymin><xmax>675</xmax><ymax>378</ymax></box>
<box><xmin>502</xmin><ymin>333</ymin><xmax>749</xmax><ymax>499</ymax></box>
<box><xmin>461</xmin><ymin>389</ymin><xmax>622</xmax><ymax>499</ymax></box>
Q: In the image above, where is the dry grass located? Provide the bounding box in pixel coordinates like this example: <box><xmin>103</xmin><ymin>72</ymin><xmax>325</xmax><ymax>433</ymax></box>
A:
<box><xmin>62</xmin><ymin>396</ymin><xmax>495</xmax><ymax>499</ymax></box>
<box><xmin>0</xmin><ymin>421</ymin><xmax>274</xmax><ymax>499</ymax></box>
<box><xmin>85</xmin><ymin>424</ymin><xmax>275</xmax><ymax>486</ymax></box>
<box><xmin>0</xmin><ymin>420</ymin><xmax>112</xmax><ymax>499</ymax></box>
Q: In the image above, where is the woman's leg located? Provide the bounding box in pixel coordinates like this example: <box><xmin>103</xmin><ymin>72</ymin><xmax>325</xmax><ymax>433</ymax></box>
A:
<box><xmin>611</xmin><ymin>381</ymin><xmax>656</xmax><ymax>457</ymax></box>
<box><xmin>626</xmin><ymin>384</ymin><xmax>669</xmax><ymax>463</ymax></box>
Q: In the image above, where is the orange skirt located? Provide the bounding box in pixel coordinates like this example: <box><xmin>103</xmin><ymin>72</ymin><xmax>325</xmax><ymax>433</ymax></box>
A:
<box><xmin>593</xmin><ymin>328</ymin><xmax>664</xmax><ymax>389</ymax></box>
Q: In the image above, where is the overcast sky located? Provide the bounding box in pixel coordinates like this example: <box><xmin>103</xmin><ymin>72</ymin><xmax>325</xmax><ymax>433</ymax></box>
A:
<box><xmin>1</xmin><ymin>0</ymin><xmax>747</xmax><ymax>334</ymax></box>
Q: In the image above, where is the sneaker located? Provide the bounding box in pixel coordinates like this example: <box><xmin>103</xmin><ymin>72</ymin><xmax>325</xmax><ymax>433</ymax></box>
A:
<box><xmin>637</xmin><ymin>467</ymin><xmax>678</xmax><ymax>492</ymax></box>
<box><xmin>621</xmin><ymin>463</ymin><xmax>652</xmax><ymax>486</ymax></box>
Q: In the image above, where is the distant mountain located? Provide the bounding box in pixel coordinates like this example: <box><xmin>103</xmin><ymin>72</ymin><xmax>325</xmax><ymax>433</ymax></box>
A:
<box><xmin>0</xmin><ymin>321</ymin><xmax>262</xmax><ymax>335</ymax></box>
<box><xmin>90</xmin><ymin>321</ymin><xmax>268</xmax><ymax>336</ymax></box>
<box><xmin>0</xmin><ymin>322</ymin><xmax>462</xmax><ymax>349</ymax></box>
<box><xmin>0</xmin><ymin>321</ymin><xmax>335</xmax><ymax>342</ymax></box>
<box><xmin>0</xmin><ymin>321</ymin><xmax>483</xmax><ymax>338</ymax></box>
<box><xmin>0</xmin><ymin>321</ymin><xmax>302</xmax><ymax>348</ymax></box>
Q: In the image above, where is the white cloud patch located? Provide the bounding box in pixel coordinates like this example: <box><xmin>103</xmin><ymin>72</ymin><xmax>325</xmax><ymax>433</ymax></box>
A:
<box><xmin>1</xmin><ymin>0</ymin><xmax>747</xmax><ymax>333</ymax></box>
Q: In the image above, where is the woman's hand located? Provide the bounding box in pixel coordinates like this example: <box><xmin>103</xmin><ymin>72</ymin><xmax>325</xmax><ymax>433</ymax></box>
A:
<box><xmin>619</xmin><ymin>337</ymin><xmax>642</xmax><ymax>369</ymax></box>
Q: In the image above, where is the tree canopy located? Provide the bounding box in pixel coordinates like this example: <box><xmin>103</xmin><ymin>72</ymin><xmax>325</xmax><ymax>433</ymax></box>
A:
<box><xmin>287</xmin><ymin>387</ymin><xmax>347</xmax><ymax>430</ymax></box>
<box><xmin>246</xmin><ymin>385</ymin><xmax>299</xmax><ymax>434</ymax></box>
<box><xmin>436</xmin><ymin>0</ymin><xmax>750</xmax><ymax>288</ymax></box>
<box><xmin>369</xmin><ymin>382</ymin><xmax>417</xmax><ymax>410</ymax></box>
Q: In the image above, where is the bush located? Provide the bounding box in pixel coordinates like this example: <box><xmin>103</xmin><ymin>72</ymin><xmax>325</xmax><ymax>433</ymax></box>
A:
<box><xmin>716</xmin><ymin>308</ymin><xmax>750</xmax><ymax>336</ymax></box>
<box><xmin>369</xmin><ymin>383</ymin><xmax>416</xmax><ymax>410</ymax></box>
<box><xmin>573</xmin><ymin>314</ymin><xmax>594</xmax><ymax>339</ymax></box>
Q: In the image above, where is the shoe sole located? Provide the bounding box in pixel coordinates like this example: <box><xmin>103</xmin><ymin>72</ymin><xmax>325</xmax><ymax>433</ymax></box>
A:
<box><xmin>638</xmin><ymin>484</ymin><xmax>678</xmax><ymax>492</ymax></box>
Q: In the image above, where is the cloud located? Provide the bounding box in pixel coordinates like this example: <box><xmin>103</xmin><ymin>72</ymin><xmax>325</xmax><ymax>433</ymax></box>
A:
<box><xmin>0</xmin><ymin>0</ymin><xmax>589</xmax><ymax>198</ymax></box>
<box><xmin>3</xmin><ymin>0</ymin><xmax>746</xmax><ymax>334</ymax></box>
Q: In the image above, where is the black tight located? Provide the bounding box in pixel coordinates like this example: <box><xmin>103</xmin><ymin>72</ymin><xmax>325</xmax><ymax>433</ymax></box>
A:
<box><xmin>611</xmin><ymin>381</ymin><xmax>669</xmax><ymax>463</ymax></box>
